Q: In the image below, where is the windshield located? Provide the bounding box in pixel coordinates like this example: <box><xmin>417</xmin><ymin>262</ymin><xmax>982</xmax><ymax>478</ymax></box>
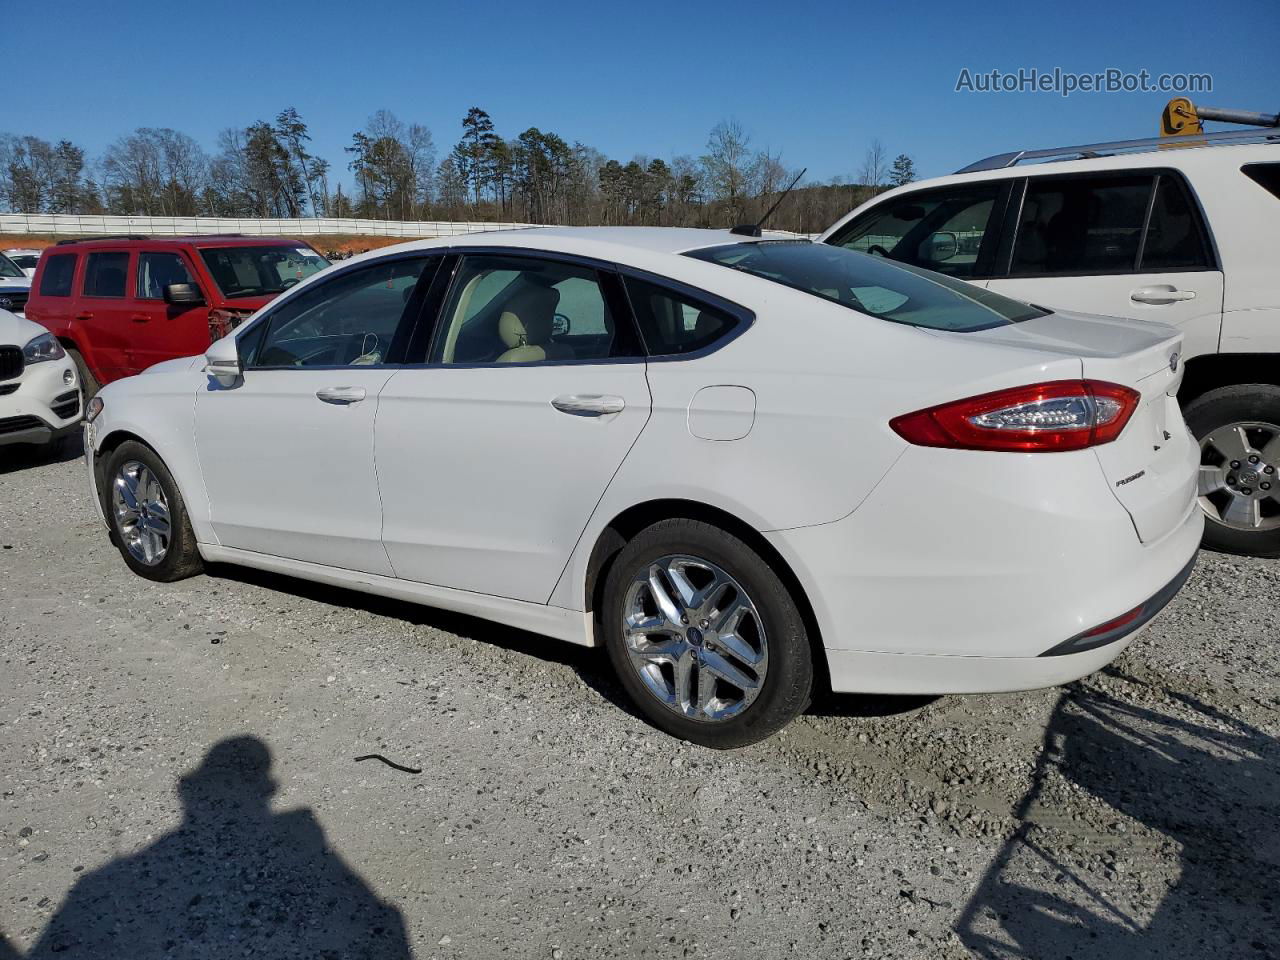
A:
<box><xmin>687</xmin><ymin>240</ymin><xmax>1047</xmax><ymax>332</ymax></box>
<box><xmin>9</xmin><ymin>254</ymin><xmax>38</xmax><ymax>270</ymax></box>
<box><xmin>199</xmin><ymin>245</ymin><xmax>329</xmax><ymax>299</ymax></box>
<box><xmin>0</xmin><ymin>253</ymin><xmax>25</xmax><ymax>279</ymax></box>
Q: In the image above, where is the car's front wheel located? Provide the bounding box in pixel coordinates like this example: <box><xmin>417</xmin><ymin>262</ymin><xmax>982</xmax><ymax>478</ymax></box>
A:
<box><xmin>601</xmin><ymin>518</ymin><xmax>814</xmax><ymax>748</ymax></box>
<box><xmin>102</xmin><ymin>440</ymin><xmax>203</xmax><ymax>581</ymax></box>
<box><xmin>1185</xmin><ymin>384</ymin><xmax>1280</xmax><ymax>558</ymax></box>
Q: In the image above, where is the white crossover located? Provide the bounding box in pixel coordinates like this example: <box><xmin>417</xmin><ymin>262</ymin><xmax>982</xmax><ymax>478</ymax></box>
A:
<box><xmin>0</xmin><ymin>309</ymin><xmax>81</xmax><ymax>450</ymax></box>
<box><xmin>83</xmin><ymin>228</ymin><xmax>1200</xmax><ymax>746</ymax></box>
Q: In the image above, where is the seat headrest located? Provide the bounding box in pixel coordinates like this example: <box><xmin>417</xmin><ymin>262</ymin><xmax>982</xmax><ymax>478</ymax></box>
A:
<box><xmin>498</xmin><ymin>286</ymin><xmax>560</xmax><ymax>348</ymax></box>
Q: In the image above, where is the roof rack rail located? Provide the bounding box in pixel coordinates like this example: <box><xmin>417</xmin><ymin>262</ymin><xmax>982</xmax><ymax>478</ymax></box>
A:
<box><xmin>956</xmin><ymin>127</ymin><xmax>1280</xmax><ymax>174</ymax></box>
<box><xmin>55</xmin><ymin>234</ymin><xmax>151</xmax><ymax>245</ymax></box>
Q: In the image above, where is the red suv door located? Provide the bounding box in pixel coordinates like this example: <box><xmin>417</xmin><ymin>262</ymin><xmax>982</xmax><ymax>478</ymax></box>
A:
<box><xmin>76</xmin><ymin>249</ymin><xmax>137</xmax><ymax>382</ymax></box>
<box><xmin>130</xmin><ymin>247</ymin><xmax>213</xmax><ymax>370</ymax></box>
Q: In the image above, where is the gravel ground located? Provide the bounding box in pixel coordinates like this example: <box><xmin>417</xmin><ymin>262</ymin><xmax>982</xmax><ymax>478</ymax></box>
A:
<box><xmin>1</xmin><ymin>440</ymin><xmax>1277</xmax><ymax>959</ymax></box>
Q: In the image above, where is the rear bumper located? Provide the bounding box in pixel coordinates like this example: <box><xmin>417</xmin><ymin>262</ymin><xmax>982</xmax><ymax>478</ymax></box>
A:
<box><xmin>765</xmin><ymin>443</ymin><xmax>1202</xmax><ymax>694</ymax></box>
<box><xmin>822</xmin><ymin>551</ymin><xmax>1197</xmax><ymax>694</ymax></box>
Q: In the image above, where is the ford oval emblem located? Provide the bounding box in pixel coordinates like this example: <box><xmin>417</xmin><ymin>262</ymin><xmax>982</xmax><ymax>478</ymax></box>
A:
<box><xmin>1169</xmin><ymin>351</ymin><xmax>1179</xmax><ymax>373</ymax></box>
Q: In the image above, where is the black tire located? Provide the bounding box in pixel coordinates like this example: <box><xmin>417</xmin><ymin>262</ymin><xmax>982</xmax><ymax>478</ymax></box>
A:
<box><xmin>101</xmin><ymin>440</ymin><xmax>204</xmax><ymax>582</ymax></box>
<box><xmin>600</xmin><ymin>518</ymin><xmax>814</xmax><ymax>748</ymax></box>
<box><xmin>1183</xmin><ymin>383</ymin><xmax>1280</xmax><ymax>558</ymax></box>
<box><xmin>66</xmin><ymin>346</ymin><xmax>100</xmax><ymax>400</ymax></box>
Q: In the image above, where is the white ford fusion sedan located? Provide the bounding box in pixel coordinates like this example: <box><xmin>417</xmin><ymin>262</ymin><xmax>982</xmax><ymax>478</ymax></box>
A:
<box><xmin>83</xmin><ymin>228</ymin><xmax>1200</xmax><ymax>747</ymax></box>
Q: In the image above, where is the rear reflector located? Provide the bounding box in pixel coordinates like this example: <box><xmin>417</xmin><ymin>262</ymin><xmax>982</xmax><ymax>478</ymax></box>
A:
<box><xmin>891</xmin><ymin>380</ymin><xmax>1140</xmax><ymax>452</ymax></box>
<box><xmin>1040</xmin><ymin>554</ymin><xmax>1197</xmax><ymax>657</ymax></box>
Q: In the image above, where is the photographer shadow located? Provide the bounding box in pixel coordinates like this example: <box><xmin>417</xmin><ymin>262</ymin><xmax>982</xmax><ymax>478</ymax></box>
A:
<box><xmin>21</xmin><ymin>736</ymin><xmax>409</xmax><ymax>959</ymax></box>
<box><xmin>956</xmin><ymin>669</ymin><xmax>1279</xmax><ymax>959</ymax></box>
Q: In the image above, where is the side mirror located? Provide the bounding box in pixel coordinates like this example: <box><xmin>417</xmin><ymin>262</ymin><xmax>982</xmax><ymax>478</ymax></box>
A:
<box><xmin>205</xmin><ymin>335</ymin><xmax>241</xmax><ymax>386</ymax></box>
<box><xmin>919</xmin><ymin>231</ymin><xmax>959</xmax><ymax>263</ymax></box>
<box><xmin>163</xmin><ymin>282</ymin><xmax>205</xmax><ymax>306</ymax></box>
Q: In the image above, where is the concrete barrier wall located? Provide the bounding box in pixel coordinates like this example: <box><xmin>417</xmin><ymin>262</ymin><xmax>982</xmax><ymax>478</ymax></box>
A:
<box><xmin>0</xmin><ymin>213</ymin><xmax>537</xmax><ymax>238</ymax></box>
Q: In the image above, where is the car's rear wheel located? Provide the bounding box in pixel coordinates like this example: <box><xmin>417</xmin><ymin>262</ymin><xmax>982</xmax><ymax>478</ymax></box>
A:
<box><xmin>102</xmin><ymin>440</ymin><xmax>203</xmax><ymax>581</ymax></box>
<box><xmin>1184</xmin><ymin>384</ymin><xmax>1280</xmax><ymax>558</ymax></box>
<box><xmin>601</xmin><ymin>518</ymin><xmax>813</xmax><ymax>748</ymax></box>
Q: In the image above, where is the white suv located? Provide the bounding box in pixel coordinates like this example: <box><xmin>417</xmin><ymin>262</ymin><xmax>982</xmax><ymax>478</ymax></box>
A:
<box><xmin>822</xmin><ymin>130</ymin><xmax>1280</xmax><ymax>556</ymax></box>
<box><xmin>0</xmin><ymin>309</ymin><xmax>81</xmax><ymax>451</ymax></box>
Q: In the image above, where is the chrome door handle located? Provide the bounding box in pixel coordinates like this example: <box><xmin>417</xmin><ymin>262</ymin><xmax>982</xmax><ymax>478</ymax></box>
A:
<box><xmin>316</xmin><ymin>386</ymin><xmax>367</xmax><ymax>405</ymax></box>
<box><xmin>551</xmin><ymin>394</ymin><xmax>625</xmax><ymax>417</ymax></box>
<box><xmin>1131</xmin><ymin>286</ymin><xmax>1196</xmax><ymax>305</ymax></box>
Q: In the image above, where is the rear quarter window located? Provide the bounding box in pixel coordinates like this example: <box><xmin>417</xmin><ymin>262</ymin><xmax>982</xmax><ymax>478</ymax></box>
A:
<box><xmin>39</xmin><ymin>253</ymin><xmax>77</xmax><ymax>297</ymax></box>
<box><xmin>623</xmin><ymin>277</ymin><xmax>740</xmax><ymax>356</ymax></box>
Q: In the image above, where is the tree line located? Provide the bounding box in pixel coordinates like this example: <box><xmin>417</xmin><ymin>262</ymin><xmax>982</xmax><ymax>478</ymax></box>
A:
<box><xmin>0</xmin><ymin>107</ymin><xmax>917</xmax><ymax>234</ymax></box>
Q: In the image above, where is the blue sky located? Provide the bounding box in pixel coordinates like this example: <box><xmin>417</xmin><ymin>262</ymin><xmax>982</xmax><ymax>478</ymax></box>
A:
<box><xmin>7</xmin><ymin>0</ymin><xmax>1277</xmax><ymax>186</ymax></box>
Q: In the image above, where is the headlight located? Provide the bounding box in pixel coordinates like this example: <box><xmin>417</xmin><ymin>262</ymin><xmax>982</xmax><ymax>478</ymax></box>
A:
<box><xmin>22</xmin><ymin>332</ymin><xmax>65</xmax><ymax>364</ymax></box>
<box><xmin>86</xmin><ymin>396</ymin><xmax>104</xmax><ymax>422</ymax></box>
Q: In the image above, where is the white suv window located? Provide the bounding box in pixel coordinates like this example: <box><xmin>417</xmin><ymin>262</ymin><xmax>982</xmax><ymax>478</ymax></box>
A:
<box><xmin>1008</xmin><ymin>172</ymin><xmax>1211</xmax><ymax>277</ymax></box>
<box><xmin>826</xmin><ymin>183</ymin><xmax>1003</xmax><ymax>279</ymax></box>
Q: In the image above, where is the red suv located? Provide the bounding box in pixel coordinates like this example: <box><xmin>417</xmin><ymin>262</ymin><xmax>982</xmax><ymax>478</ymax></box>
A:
<box><xmin>26</xmin><ymin>236</ymin><xmax>329</xmax><ymax>395</ymax></box>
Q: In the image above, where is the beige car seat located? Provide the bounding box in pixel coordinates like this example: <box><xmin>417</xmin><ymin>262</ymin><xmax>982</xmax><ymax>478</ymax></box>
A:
<box><xmin>496</xmin><ymin>286</ymin><xmax>574</xmax><ymax>363</ymax></box>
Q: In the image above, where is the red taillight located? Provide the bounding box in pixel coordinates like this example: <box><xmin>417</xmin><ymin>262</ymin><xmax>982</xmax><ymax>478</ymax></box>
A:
<box><xmin>890</xmin><ymin>380</ymin><xmax>1140</xmax><ymax>452</ymax></box>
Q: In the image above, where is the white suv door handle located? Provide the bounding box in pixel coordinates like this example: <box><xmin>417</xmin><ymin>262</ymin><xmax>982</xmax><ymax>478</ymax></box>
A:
<box><xmin>316</xmin><ymin>386</ymin><xmax>367</xmax><ymax>405</ymax></box>
<box><xmin>1131</xmin><ymin>285</ymin><xmax>1197</xmax><ymax>305</ymax></box>
<box><xmin>551</xmin><ymin>394</ymin><xmax>626</xmax><ymax>417</ymax></box>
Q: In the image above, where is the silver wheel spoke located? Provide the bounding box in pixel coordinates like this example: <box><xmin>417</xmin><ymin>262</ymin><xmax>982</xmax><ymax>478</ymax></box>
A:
<box><xmin>1223</xmin><ymin>495</ymin><xmax>1262</xmax><ymax>528</ymax></box>
<box><xmin>664</xmin><ymin>562</ymin><xmax>700</xmax><ymax>608</ymax></box>
<box><xmin>695</xmin><ymin>663</ymin><xmax>719</xmax><ymax>713</ymax></box>
<box><xmin>701</xmin><ymin>649</ymin><xmax>758</xmax><ymax>693</ymax></box>
<box><xmin>647</xmin><ymin>566</ymin><xmax>684</xmax><ymax>626</ymax></box>
<box><xmin>717</xmin><ymin>628</ymin><xmax>765</xmax><ymax>668</ymax></box>
<box><xmin>1198</xmin><ymin>465</ymin><xmax>1226</xmax><ymax>496</ymax></box>
<box><xmin>117</xmin><ymin>474</ymin><xmax>139</xmax><ymax>511</ymax></box>
<box><xmin>673</xmin><ymin>649</ymin><xmax>696</xmax><ymax>711</ymax></box>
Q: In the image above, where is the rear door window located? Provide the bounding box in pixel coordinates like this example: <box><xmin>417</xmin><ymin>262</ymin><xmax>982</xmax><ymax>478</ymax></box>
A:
<box><xmin>83</xmin><ymin>252</ymin><xmax>130</xmax><ymax>298</ymax></box>
<box><xmin>39</xmin><ymin>254</ymin><xmax>77</xmax><ymax>296</ymax></box>
<box><xmin>825</xmin><ymin>183</ymin><xmax>1005</xmax><ymax>279</ymax></box>
<box><xmin>1009</xmin><ymin>174</ymin><xmax>1153</xmax><ymax>276</ymax></box>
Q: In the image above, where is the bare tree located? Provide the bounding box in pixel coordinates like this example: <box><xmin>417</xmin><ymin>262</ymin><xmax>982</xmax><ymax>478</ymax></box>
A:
<box><xmin>702</xmin><ymin>119</ymin><xmax>754</xmax><ymax>223</ymax></box>
<box><xmin>858</xmin><ymin>139</ymin><xmax>889</xmax><ymax>188</ymax></box>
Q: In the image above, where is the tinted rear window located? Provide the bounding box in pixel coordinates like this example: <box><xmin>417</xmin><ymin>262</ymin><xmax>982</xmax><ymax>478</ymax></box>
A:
<box><xmin>83</xmin><ymin>252</ymin><xmax>129</xmax><ymax>298</ymax></box>
<box><xmin>39</xmin><ymin>254</ymin><xmax>77</xmax><ymax>297</ymax></box>
<box><xmin>687</xmin><ymin>241</ymin><xmax>1046</xmax><ymax>332</ymax></box>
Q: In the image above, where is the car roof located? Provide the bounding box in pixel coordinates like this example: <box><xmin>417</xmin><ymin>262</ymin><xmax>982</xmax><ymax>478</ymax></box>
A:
<box><xmin>48</xmin><ymin>235</ymin><xmax>316</xmax><ymax>250</ymax></box>
<box><xmin>386</xmin><ymin>226</ymin><xmax>798</xmax><ymax>259</ymax></box>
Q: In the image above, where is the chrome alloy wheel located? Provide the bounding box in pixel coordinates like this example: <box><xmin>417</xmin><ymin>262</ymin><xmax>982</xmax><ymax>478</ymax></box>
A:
<box><xmin>1198</xmin><ymin>422</ymin><xmax>1280</xmax><ymax>531</ymax></box>
<box><xmin>111</xmin><ymin>460</ymin><xmax>172</xmax><ymax>565</ymax></box>
<box><xmin>621</xmin><ymin>555</ymin><xmax>768</xmax><ymax>722</ymax></box>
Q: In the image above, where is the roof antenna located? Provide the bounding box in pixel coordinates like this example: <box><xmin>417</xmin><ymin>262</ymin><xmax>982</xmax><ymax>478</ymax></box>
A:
<box><xmin>730</xmin><ymin>167</ymin><xmax>807</xmax><ymax>237</ymax></box>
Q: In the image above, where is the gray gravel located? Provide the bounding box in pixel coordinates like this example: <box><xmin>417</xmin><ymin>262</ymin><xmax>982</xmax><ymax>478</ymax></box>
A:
<box><xmin>1</xmin><ymin>439</ymin><xmax>1277</xmax><ymax>959</ymax></box>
